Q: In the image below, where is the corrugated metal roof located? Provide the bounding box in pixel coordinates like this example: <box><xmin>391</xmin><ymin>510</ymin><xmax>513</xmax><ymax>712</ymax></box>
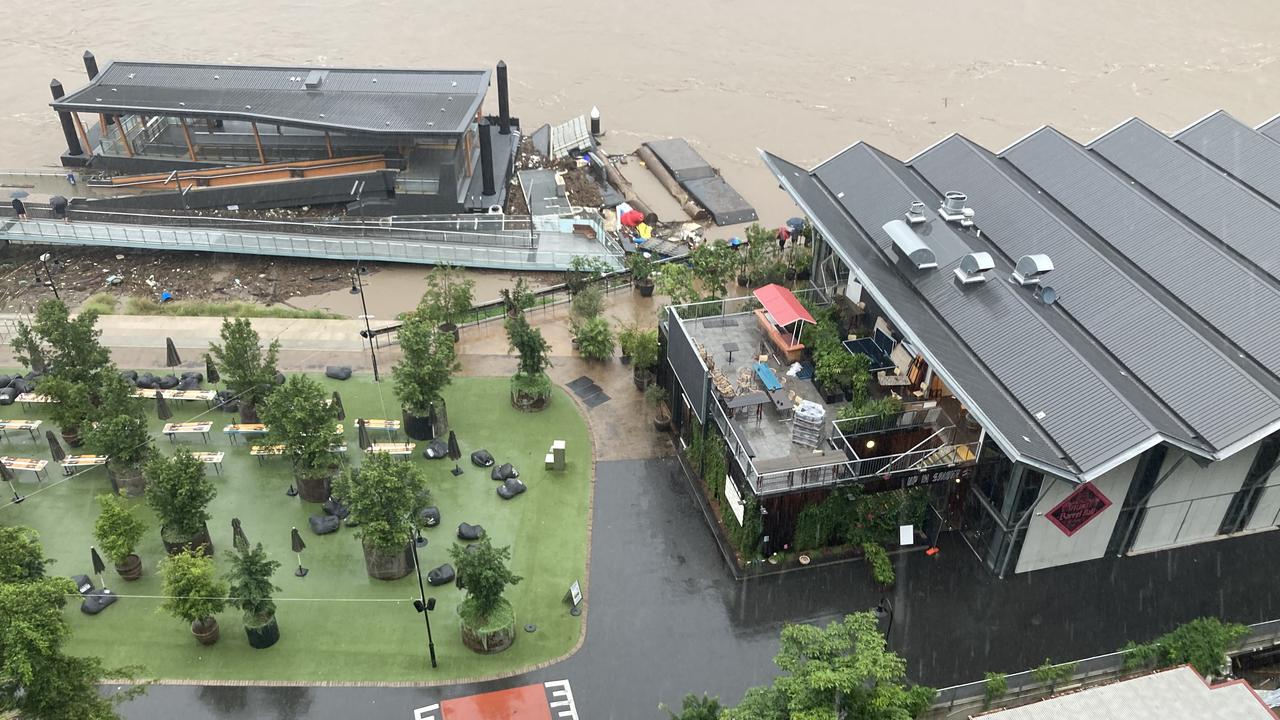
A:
<box><xmin>912</xmin><ymin>135</ymin><xmax>1280</xmax><ymax>453</ymax></box>
<box><xmin>1175</xmin><ymin>110</ymin><xmax>1280</xmax><ymax>208</ymax></box>
<box><xmin>761</xmin><ymin>149</ymin><xmax>1077</xmax><ymax>477</ymax></box>
<box><xmin>815</xmin><ymin>144</ymin><xmax>1158</xmax><ymax>475</ymax></box>
<box><xmin>1091</xmin><ymin>118</ymin><xmax>1280</xmax><ymax>283</ymax></box>
<box><xmin>52</xmin><ymin>60</ymin><xmax>489</xmax><ymax>135</ymax></box>
<box><xmin>1002</xmin><ymin>127</ymin><xmax>1280</xmax><ymax>380</ymax></box>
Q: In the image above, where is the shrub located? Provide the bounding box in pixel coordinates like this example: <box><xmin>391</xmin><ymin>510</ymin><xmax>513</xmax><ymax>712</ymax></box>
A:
<box><xmin>145</xmin><ymin>450</ymin><xmax>216</xmax><ymax>542</ymax></box>
<box><xmin>983</xmin><ymin>672</ymin><xmax>1008</xmax><ymax>709</ymax></box>
<box><xmin>511</xmin><ymin>372</ymin><xmax>552</xmax><ymax>401</ymax></box>
<box><xmin>81</xmin><ymin>293</ymin><xmax>119</xmax><ymax>315</ymax></box>
<box><xmin>227</xmin><ymin>542</ymin><xmax>281</xmax><ymax>626</ymax></box>
<box><xmin>505</xmin><ymin>314</ymin><xmax>551</xmax><ymax>377</ymax></box>
<box><xmin>1031</xmin><ymin>659</ymin><xmax>1076</xmax><ymax>690</ymax></box>
<box><xmin>417</xmin><ymin>264</ymin><xmax>475</xmax><ymax>327</ymax></box>
<box><xmin>629</xmin><ymin>328</ymin><xmax>661</xmax><ymax>373</ymax></box>
<box><xmin>862</xmin><ymin>542</ymin><xmax>894</xmax><ymax>586</ymax></box>
<box><xmin>332</xmin><ymin>453</ymin><xmax>427</xmax><ymax>553</ymax></box>
<box><xmin>122</xmin><ymin>297</ymin><xmax>341</xmax><ymax>319</ymax></box>
<box><xmin>84</xmin><ymin>410</ymin><xmax>153</xmax><ymax>469</ymax></box>
<box><xmin>565</xmin><ymin>255</ymin><xmax>611</xmax><ymax>296</ymax></box>
<box><xmin>449</xmin><ymin>538</ymin><xmax>522</xmax><ymax>625</ymax></box>
<box><xmin>158</xmin><ymin>548</ymin><xmax>227</xmax><ymax>625</ymax></box>
<box><xmin>1121</xmin><ymin>617</ymin><xmax>1249</xmax><ymax>677</ymax></box>
<box><xmin>93</xmin><ymin>493</ymin><xmax>145</xmax><ymax>566</ymax></box>
<box><xmin>259</xmin><ymin>374</ymin><xmax>343</xmax><ymax>480</ymax></box>
<box><xmin>626</xmin><ymin>252</ymin><xmax>655</xmax><ymax>282</ymax></box>
<box><xmin>0</xmin><ymin>526</ymin><xmax>49</xmax><ymax>582</ymax></box>
<box><xmin>571</xmin><ymin>285</ymin><xmax>606</xmax><ymax>322</ymax></box>
<box><xmin>688</xmin><ymin>241</ymin><xmax>737</xmax><ymax>297</ymax></box>
<box><xmin>576</xmin><ymin>317</ymin><xmax>615</xmax><ymax>361</ymax></box>
<box><xmin>500</xmin><ymin>277</ymin><xmax>537</xmax><ymax>315</ymax></box>
<box><xmin>209</xmin><ymin>317</ymin><xmax>280</xmax><ymax>411</ymax></box>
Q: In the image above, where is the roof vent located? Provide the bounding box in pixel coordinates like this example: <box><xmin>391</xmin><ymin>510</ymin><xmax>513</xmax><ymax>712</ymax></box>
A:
<box><xmin>1011</xmin><ymin>254</ymin><xmax>1053</xmax><ymax>286</ymax></box>
<box><xmin>304</xmin><ymin>70</ymin><xmax>329</xmax><ymax>89</ymax></box>
<box><xmin>904</xmin><ymin>201</ymin><xmax>927</xmax><ymax>225</ymax></box>
<box><xmin>882</xmin><ymin>220</ymin><xmax>937</xmax><ymax>270</ymax></box>
<box><xmin>953</xmin><ymin>251</ymin><xmax>994</xmax><ymax>284</ymax></box>
<box><xmin>938</xmin><ymin>191</ymin><xmax>975</xmax><ymax>226</ymax></box>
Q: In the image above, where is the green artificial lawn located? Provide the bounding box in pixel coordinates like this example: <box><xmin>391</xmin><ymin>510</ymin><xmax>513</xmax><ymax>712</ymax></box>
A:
<box><xmin>0</xmin><ymin>374</ymin><xmax>592</xmax><ymax>683</ymax></box>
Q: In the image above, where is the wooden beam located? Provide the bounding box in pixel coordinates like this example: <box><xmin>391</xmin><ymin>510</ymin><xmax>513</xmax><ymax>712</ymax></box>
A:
<box><xmin>71</xmin><ymin>113</ymin><xmax>92</xmax><ymax>157</ymax></box>
<box><xmin>179</xmin><ymin>118</ymin><xmax>199</xmax><ymax>161</ymax></box>
<box><xmin>115</xmin><ymin>116</ymin><xmax>134</xmax><ymax>157</ymax></box>
<box><xmin>324</xmin><ymin>132</ymin><xmax>334</xmax><ymax>159</ymax></box>
<box><xmin>250</xmin><ymin>122</ymin><xmax>266</xmax><ymax>163</ymax></box>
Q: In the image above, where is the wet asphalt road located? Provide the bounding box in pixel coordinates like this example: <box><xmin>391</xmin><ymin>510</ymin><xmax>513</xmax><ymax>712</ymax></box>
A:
<box><xmin>116</xmin><ymin>456</ymin><xmax>1280</xmax><ymax>719</ymax></box>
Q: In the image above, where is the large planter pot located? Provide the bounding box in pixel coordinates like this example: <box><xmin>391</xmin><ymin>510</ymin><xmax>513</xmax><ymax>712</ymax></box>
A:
<box><xmin>245</xmin><ymin>615</ymin><xmax>280</xmax><ymax>649</ymax></box>
<box><xmin>633</xmin><ymin>367</ymin><xmax>654</xmax><ymax>392</ymax></box>
<box><xmin>61</xmin><ymin>428</ymin><xmax>83</xmax><ymax>448</ymax></box>
<box><xmin>459</xmin><ymin>600</ymin><xmax>516</xmax><ymax>654</ymax></box>
<box><xmin>362</xmin><ymin>540</ymin><xmax>413</xmax><ymax>581</ymax></box>
<box><xmin>511</xmin><ymin>389</ymin><xmax>550</xmax><ymax>413</ymax></box>
<box><xmin>114</xmin><ymin>553</ymin><xmax>143</xmax><ymax>581</ymax></box>
<box><xmin>637</xmin><ymin>279</ymin><xmax>655</xmax><ymax>297</ymax></box>
<box><xmin>736</xmin><ymin>274</ymin><xmax>750</xmax><ymax>288</ymax></box>
<box><xmin>401</xmin><ymin>405</ymin><xmax>443</xmax><ymax>441</ymax></box>
<box><xmin>295</xmin><ymin>468</ymin><xmax>335</xmax><ymax>503</ymax></box>
<box><xmin>239</xmin><ymin>398</ymin><xmax>261</xmax><ymax>424</ymax></box>
<box><xmin>191</xmin><ymin>617</ymin><xmax>220</xmax><ymax>646</ymax></box>
<box><xmin>654</xmin><ymin>405</ymin><xmax>672</xmax><ymax>432</ymax></box>
<box><xmin>438</xmin><ymin>322</ymin><xmax>461</xmax><ymax>343</ymax></box>
<box><xmin>107</xmin><ymin>463</ymin><xmax>146</xmax><ymax>498</ymax></box>
<box><xmin>162</xmin><ymin>523</ymin><xmax>214</xmax><ymax>557</ymax></box>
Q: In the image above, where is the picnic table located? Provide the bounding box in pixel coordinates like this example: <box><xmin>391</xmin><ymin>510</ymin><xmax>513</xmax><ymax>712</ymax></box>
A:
<box><xmin>0</xmin><ymin>419</ymin><xmax>42</xmax><ymax>441</ymax></box>
<box><xmin>365</xmin><ymin>442</ymin><xmax>415</xmax><ymax>457</ymax></box>
<box><xmin>223</xmin><ymin>423</ymin><xmax>268</xmax><ymax>443</ymax></box>
<box><xmin>15</xmin><ymin>393</ymin><xmax>55</xmax><ymax>411</ymax></box>
<box><xmin>162</xmin><ymin>421</ymin><xmax>212</xmax><ymax>443</ymax></box>
<box><xmin>61</xmin><ymin>454</ymin><xmax>108</xmax><ymax>476</ymax></box>
<box><xmin>191</xmin><ymin>451</ymin><xmax>225</xmax><ymax>474</ymax></box>
<box><xmin>359</xmin><ymin>419</ymin><xmax>401</xmax><ymax>435</ymax></box>
<box><xmin>0</xmin><ymin>456</ymin><xmax>48</xmax><ymax>482</ymax></box>
<box><xmin>250</xmin><ymin>444</ymin><xmax>347</xmax><ymax>464</ymax></box>
<box><xmin>133</xmin><ymin>389</ymin><xmax>217</xmax><ymax>407</ymax></box>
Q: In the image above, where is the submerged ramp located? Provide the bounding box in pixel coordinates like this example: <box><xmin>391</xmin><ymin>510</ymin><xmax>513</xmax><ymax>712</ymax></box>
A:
<box><xmin>642</xmin><ymin>139</ymin><xmax>757</xmax><ymax>225</ymax></box>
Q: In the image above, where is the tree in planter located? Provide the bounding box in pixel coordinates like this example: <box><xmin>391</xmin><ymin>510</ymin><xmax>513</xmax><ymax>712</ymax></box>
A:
<box><xmin>565</xmin><ymin>255</ymin><xmax>611</xmax><ymax>297</ymax></box>
<box><xmin>500</xmin><ymin>277</ymin><xmax>537</xmax><ymax>318</ymax></box>
<box><xmin>12</xmin><ymin>299</ymin><xmax>110</xmax><ymax>384</ymax></box>
<box><xmin>227</xmin><ymin>542</ymin><xmax>282</xmax><ymax>649</ymax></box>
<box><xmin>505</xmin><ymin>314</ymin><xmax>553</xmax><ymax>410</ymax></box>
<box><xmin>159</xmin><ymin>547</ymin><xmax>227</xmax><ymax>646</ymax></box>
<box><xmin>93</xmin><ymin>493</ymin><xmax>146</xmax><ymax>581</ymax></box>
<box><xmin>448</xmin><ymin>537</ymin><xmax>523</xmax><ymax>654</ymax></box>
<box><xmin>145</xmin><ymin>450</ymin><xmax>217</xmax><ymax>555</ymax></box>
<box><xmin>37</xmin><ymin>377</ymin><xmax>94</xmax><ymax>448</ymax></box>
<box><xmin>417</xmin><ymin>264</ymin><xmax>475</xmax><ymax>338</ymax></box>
<box><xmin>813</xmin><ymin>351</ymin><xmax>869</xmax><ymax>402</ymax></box>
<box><xmin>259</xmin><ymin>374</ymin><xmax>344</xmax><ymax>502</ymax></box>
<box><xmin>83</xmin><ymin>376</ymin><xmax>154</xmax><ymax>497</ymax></box>
<box><xmin>331</xmin><ymin>453</ymin><xmax>427</xmax><ymax>580</ymax></box>
<box><xmin>646</xmin><ymin>383</ymin><xmax>671</xmax><ymax>431</ymax></box>
<box><xmin>653</xmin><ymin>262</ymin><xmax>701</xmax><ymax>306</ymax></box>
<box><xmin>0</xmin><ymin>525</ymin><xmax>49</xmax><ymax>583</ymax></box>
<box><xmin>688</xmin><ymin>241</ymin><xmax>737</xmax><ymax>298</ymax></box>
<box><xmin>784</xmin><ymin>244</ymin><xmax>814</xmax><ymax>283</ymax></box>
<box><xmin>570</xmin><ymin>284</ymin><xmax>606</xmax><ymax>325</ymax></box>
<box><xmin>209</xmin><ymin>317</ymin><xmax>280</xmax><ymax>423</ymax></box>
<box><xmin>721</xmin><ymin>613</ymin><xmax>935</xmax><ymax>720</ymax></box>
<box><xmin>392</xmin><ymin>313</ymin><xmax>458</xmax><ymax>441</ymax></box>
<box><xmin>628</xmin><ymin>327</ymin><xmax>660</xmax><ymax>390</ymax></box>
<box><xmin>575</xmin><ymin>316</ymin><xmax>615</xmax><ymax>362</ymax></box>
<box><xmin>626</xmin><ymin>252</ymin><xmax>656</xmax><ymax>296</ymax></box>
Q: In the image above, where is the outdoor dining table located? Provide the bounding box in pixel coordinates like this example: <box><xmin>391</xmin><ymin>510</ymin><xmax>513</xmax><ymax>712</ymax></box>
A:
<box><xmin>61</xmin><ymin>454</ymin><xmax>108</xmax><ymax>476</ymax></box>
<box><xmin>0</xmin><ymin>419</ymin><xmax>42</xmax><ymax>441</ymax></box>
<box><xmin>365</xmin><ymin>442</ymin><xmax>415</xmax><ymax>457</ymax></box>
<box><xmin>0</xmin><ymin>456</ymin><xmax>48</xmax><ymax>482</ymax></box>
<box><xmin>250</xmin><ymin>444</ymin><xmax>347</xmax><ymax>465</ymax></box>
<box><xmin>191</xmin><ymin>451</ymin><xmax>226</xmax><ymax>474</ymax></box>
<box><xmin>133</xmin><ymin>389</ymin><xmax>217</xmax><ymax>407</ymax></box>
<box><xmin>223</xmin><ymin>423</ymin><xmax>268</xmax><ymax>443</ymax></box>
<box><xmin>15</xmin><ymin>393</ymin><xmax>56</xmax><ymax>411</ymax></box>
<box><xmin>359</xmin><ymin>418</ymin><xmax>401</xmax><ymax>439</ymax></box>
<box><xmin>162</xmin><ymin>421</ymin><xmax>212</xmax><ymax>443</ymax></box>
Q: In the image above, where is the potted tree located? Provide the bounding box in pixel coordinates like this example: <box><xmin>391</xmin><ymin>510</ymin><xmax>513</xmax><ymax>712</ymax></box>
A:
<box><xmin>449</xmin><ymin>538</ymin><xmax>523</xmax><ymax>654</ymax></box>
<box><xmin>40</xmin><ymin>378</ymin><xmax>93</xmax><ymax>448</ymax></box>
<box><xmin>737</xmin><ymin>224</ymin><xmax>772</xmax><ymax>287</ymax></box>
<box><xmin>500</xmin><ymin>277</ymin><xmax>537</xmax><ymax>319</ymax></box>
<box><xmin>332</xmin><ymin>453</ymin><xmax>427</xmax><ymax>580</ymax></box>
<box><xmin>646</xmin><ymin>384</ymin><xmax>671</xmax><ymax>432</ymax></box>
<box><xmin>418</xmin><ymin>265</ymin><xmax>475</xmax><ymax>341</ymax></box>
<box><xmin>565</xmin><ymin>255</ymin><xmax>610</xmax><ymax>297</ymax></box>
<box><xmin>392</xmin><ymin>312</ymin><xmax>458</xmax><ymax>441</ymax></box>
<box><xmin>84</xmin><ymin>376</ymin><xmax>155</xmax><ymax>497</ymax></box>
<box><xmin>145</xmin><ymin>449</ymin><xmax>217</xmax><ymax>556</ymax></box>
<box><xmin>209</xmin><ymin>317</ymin><xmax>280</xmax><ymax>423</ymax></box>
<box><xmin>688</xmin><ymin>241</ymin><xmax>737</xmax><ymax>299</ymax></box>
<box><xmin>93</xmin><ymin>493</ymin><xmax>146</xmax><ymax>581</ymax></box>
<box><xmin>629</xmin><ymin>328</ymin><xmax>660</xmax><ymax>391</ymax></box>
<box><xmin>617</xmin><ymin>323</ymin><xmax>639</xmax><ymax>366</ymax></box>
<box><xmin>227</xmin><ymin>541</ymin><xmax>282</xmax><ymax>649</ymax></box>
<box><xmin>785</xmin><ymin>244</ymin><xmax>814</xmax><ymax>283</ymax></box>
<box><xmin>626</xmin><ymin>252</ymin><xmax>656</xmax><ymax>297</ymax></box>
<box><xmin>159</xmin><ymin>547</ymin><xmax>227</xmax><ymax>646</ymax></box>
<box><xmin>505</xmin><ymin>314</ymin><xmax>553</xmax><ymax>411</ymax></box>
<box><xmin>259</xmin><ymin>374</ymin><xmax>344</xmax><ymax>502</ymax></box>
<box><xmin>12</xmin><ymin>299</ymin><xmax>114</xmax><ymax>447</ymax></box>
<box><xmin>575</xmin><ymin>317</ymin><xmax>615</xmax><ymax>362</ymax></box>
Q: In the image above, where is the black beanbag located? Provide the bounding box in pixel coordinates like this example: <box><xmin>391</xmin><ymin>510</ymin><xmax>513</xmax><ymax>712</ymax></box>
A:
<box><xmin>423</xmin><ymin>438</ymin><xmax>448</xmax><ymax>459</ymax></box>
<box><xmin>134</xmin><ymin>374</ymin><xmax>158</xmax><ymax>389</ymax></box>
<box><xmin>0</xmin><ymin>375</ymin><xmax>14</xmax><ymax>388</ymax></box>
<box><xmin>490</xmin><ymin>463</ymin><xmax>519</xmax><ymax>481</ymax></box>
<box><xmin>418</xmin><ymin>506</ymin><xmax>440</xmax><ymax>527</ymax></box>
<box><xmin>426</xmin><ymin>563</ymin><xmax>455</xmax><ymax>586</ymax></box>
<box><xmin>470</xmin><ymin>449</ymin><xmax>494</xmax><ymax>467</ymax></box>
<box><xmin>323</xmin><ymin>498</ymin><xmax>349</xmax><ymax>520</ymax></box>
<box><xmin>157</xmin><ymin>374</ymin><xmax>180</xmax><ymax>389</ymax></box>
<box><xmin>80</xmin><ymin>589</ymin><xmax>117</xmax><ymax>615</ymax></box>
<box><xmin>177</xmin><ymin>376</ymin><xmax>200</xmax><ymax>391</ymax></box>
<box><xmin>11</xmin><ymin>379</ymin><xmax>30</xmax><ymax>394</ymax></box>
<box><xmin>457</xmin><ymin>522</ymin><xmax>485</xmax><ymax>541</ymax></box>
<box><xmin>274</xmin><ymin>372</ymin><xmax>286</xmax><ymax>385</ymax></box>
<box><xmin>0</xmin><ymin>388</ymin><xmax>15</xmax><ymax>406</ymax></box>
<box><xmin>181</xmin><ymin>371</ymin><xmax>204</xmax><ymax>382</ymax></box>
<box><xmin>119</xmin><ymin>370</ymin><xmax>137</xmax><ymax>381</ymax></box>
<box><xmin>325</xmin><ymin>366</ymin><xmax>352</xmax><ymax>381</ymax></box>
<box><xmin>497</xmin><ymin>478</ymin><xmax>527</xmax><ymax>499</ymax></box>
<box><xmin>309</xmin><ymin>514</ymin><xmax>340</xmax><ymax>535</ymax></box>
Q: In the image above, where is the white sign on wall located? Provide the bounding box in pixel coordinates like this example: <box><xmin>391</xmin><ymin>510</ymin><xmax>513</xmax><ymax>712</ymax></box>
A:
<box><xmin>724</xmin><ymin>475</ymin><xmax>745</xmax><ymax>526</ymax></box>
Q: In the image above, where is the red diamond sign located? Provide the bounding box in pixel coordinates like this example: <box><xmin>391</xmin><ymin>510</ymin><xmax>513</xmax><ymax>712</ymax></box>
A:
<box><xmin>1046</xmin><ymin>482</ymin><xmax>1112</xmax><ymax>537</ymax></box>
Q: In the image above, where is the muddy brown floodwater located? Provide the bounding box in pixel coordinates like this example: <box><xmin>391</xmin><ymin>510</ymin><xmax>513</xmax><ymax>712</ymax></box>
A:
<box><xmin>1</xmin><ymin>0</ymin><xmax>1277</xmax><ymax>313</ymax></box>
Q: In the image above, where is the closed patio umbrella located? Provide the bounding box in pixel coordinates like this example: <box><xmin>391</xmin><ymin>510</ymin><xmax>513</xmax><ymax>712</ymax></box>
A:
<box><xmin>155</xmin><ymin>390</ymin><xmax>172</xmax><ymax>421</ymax></box>
<box><xmin>205</xmin><ymin>354</ymin><xmax>219</xmax><ymax>384</ymax></box>
<box><xmin>45</xmin><ymin>430</ymin><xmax>66</xmax><ymax>462</ymax></box>
<box><xmin>231</xmin><ymin>518</ymin><xmax>248</xmax><ymax>551</ymax></box>
<box><xmin>331</xmin><ymin>392</ymin><xmax>345</xmax><ymax>422</ymax></box>
<box><xmin>165</xmin><ymin>338</ymin><xmax>181</xmax><ymax>368</ymax></box>
<box><xmin>291</xmin><ymin>527</ymin><xmax>308</xmax><ymax>577</ymax></box>
<box><xmin>90</xmin><ymin>546</ymin><xmax>108</xmax><ymax>589</ymax></box>
<box><xmin>2</xmin><ymin>462</ymin><xmax>22</xmax><ymax>504</ymax></box>
<box><xmin>447</xmin><ymin>430</ymin><xmax>461</xmax><ymax>461</ymax></box>
<box><xmin>357</xmin><ymin>419</ymin><xmax>371</xmax><ymax>451</ymax></box>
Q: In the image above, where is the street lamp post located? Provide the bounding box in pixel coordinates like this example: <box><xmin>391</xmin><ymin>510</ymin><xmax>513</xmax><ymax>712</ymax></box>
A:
<box><xmin>37</xmin><ymin>253</ymin><xmax>60</xmax><ymax>301</ymax></box>
<box><xmin>350</xmin><ymin>263</ymin><xmax>380</xmax><ymax>381</ymax></box>
<box><xmin>409</xmin><ymin>526</ymin><xmax>438</xmax><ymax>668</ymax></box>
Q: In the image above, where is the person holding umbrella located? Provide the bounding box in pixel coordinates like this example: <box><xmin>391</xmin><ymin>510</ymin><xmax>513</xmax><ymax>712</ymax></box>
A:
<box><xmin>49</xmin><ymin>195</ymin><xmax>69</xmax><ymax>224</ymax></box>
<box><xmin>10</xmin><ymin>191</ymin><xmax>28</xmax><ymax>220</ymax></box>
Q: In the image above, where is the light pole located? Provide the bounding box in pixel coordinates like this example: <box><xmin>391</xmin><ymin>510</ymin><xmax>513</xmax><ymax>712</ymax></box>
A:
<box><xmin>37</xmin><ymin>253</ymin><xmax>60</xmax><ymax>301</ymax></box>
<box><xmin>409</xmin><ymin>526</ymin><xmax>438</xmax><ymax>669</ymax></box>
<box><xmin>349</xmin><ymin>263</ymin><xmax>380</xmax><ymax>381</ymax></box>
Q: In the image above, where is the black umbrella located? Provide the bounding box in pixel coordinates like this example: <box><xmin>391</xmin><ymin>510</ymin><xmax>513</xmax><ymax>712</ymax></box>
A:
<box><xmin>331</xmin><ymin>392</ymin><xmax>345</xmax><ymax>422</ymax></box>
<box><xmin>8</xmin><ymin>190</ymin><xmax>28</xmax><ymax>199</ymax></box>
<box><xmin>2</xmin><ymin>462</ymin><xmax>22</xmax><ymax>504</ymax></box>
<box><xmin>357</xmin><ymin>419</ymin><xmax>371</xmax><ymax>451</ymax></box>
<box><xmin>165</xmin><ymin>338</ymin><xmax>181</xmax><ymax>368</ymax></box>
<box><xmin>205</xmin><ymin>354</ymin><xmax>220</xmax><ymax>384</ymax></box>
<box><xmin>231</xmin><ymin>518</ymin><xmax>248</xmax><ymax>551</ymax></box>
<box><xmin>425</xmin><ymin>404</ymin><xmax>438</xmax><ymax>441</ymax></box>
<box><xmin>90</xmin><ymin>547</ymin><xmax>108</xmax><ymax>590</ymax></box>
<box><xmin>155</xmin><ymin>390</ymin><xmax>172</xmax><ymax>421</ymax></box>
<box><xmin>291</xmin><ymin>527</ymin><xmax>308</xmax><ymax>577</ymax></box>
<box><xmin>49</xmin><ymin>195</ymin><xmax>68</xmax><ymax>217</ymax></box>
<box><xmin>45</xmin><ymin>430</ymin><xmax>66</xmax><ymax>462</ymax></box>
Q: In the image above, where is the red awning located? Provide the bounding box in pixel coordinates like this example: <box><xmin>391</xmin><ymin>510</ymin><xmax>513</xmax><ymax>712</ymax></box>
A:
<box><xmin>752</xmin><ymin>283</ymin><xmax>815</xmax><ymax>327</ymax></box>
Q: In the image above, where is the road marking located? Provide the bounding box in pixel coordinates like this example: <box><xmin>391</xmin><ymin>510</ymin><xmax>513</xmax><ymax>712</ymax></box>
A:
<box><xmin>411</xmin><ymin>703</ymin><xmax>439</xmax><ymax>720</ymax></box>
<box><xmin>543</xmin><ymin>680</ymin><xmax>579</xmax><ymax>720</ymax></box>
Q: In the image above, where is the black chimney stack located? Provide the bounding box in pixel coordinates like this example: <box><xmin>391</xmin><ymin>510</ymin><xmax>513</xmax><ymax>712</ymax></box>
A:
<box><xmin>50</xmin><ymin>79</ymin><xmax>83</xmax><ymax>157</ymax></box>
<box><xmin>496</xmin><ymin>61</ymin><xmax>511</xmax><ymax>135</ymax></box>
<box><xmin>82</xmin><ymin>51</ymin><xmax>112</xmax><ymax>126</ymax></box>
<box><xmin>478</xmin><ymin>121</ymin><xmax>496</xmax><ymax>197</ymax></box>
